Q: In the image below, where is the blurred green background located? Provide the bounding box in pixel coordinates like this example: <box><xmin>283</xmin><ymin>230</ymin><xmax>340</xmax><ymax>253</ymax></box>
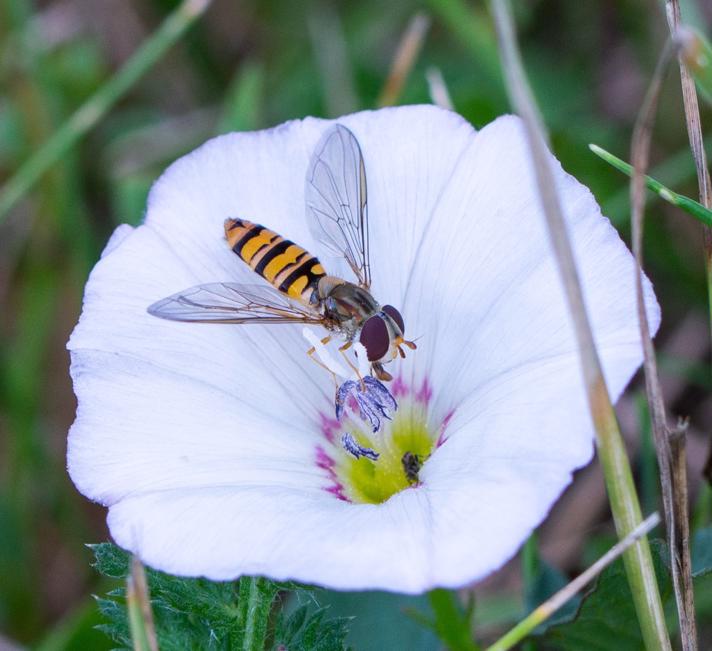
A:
<box><xmin>1</xmin><ymin>0</ymin><xmax>712</xmax><ymax>648</ymax></box>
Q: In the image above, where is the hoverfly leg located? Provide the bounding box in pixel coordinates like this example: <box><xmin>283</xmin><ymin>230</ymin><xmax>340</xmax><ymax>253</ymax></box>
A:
<box><xmin>337</xmin><ymin>341</ymin><xmax>365</xmax><ymax>390</ymax></box>
<box><xmin>371</xmin><ymin>362</ymin><xmax>393</xmax><ymax>383</ymax></box>
<box><xmin>306</xmin><ymin>337</ymin><xmax>339</xmax><ymax>391</ymax></box>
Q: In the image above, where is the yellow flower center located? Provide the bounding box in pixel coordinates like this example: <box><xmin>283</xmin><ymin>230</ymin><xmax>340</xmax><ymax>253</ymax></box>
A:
<box><xmin>316</xmin><ymin>378</ymin><xmax>450</xmax><ymax>505</ymax></box>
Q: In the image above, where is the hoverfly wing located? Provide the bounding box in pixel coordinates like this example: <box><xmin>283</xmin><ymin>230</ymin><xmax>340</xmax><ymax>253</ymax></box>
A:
<box><xmin>147</xmin><ymin>282</ymin><xmax>324</xmax><ymax>324</ymax></box>
<box><xmin>306</xmin><ymin>124</ymin><xmax>371</xmax><ymax>288</ymax></box>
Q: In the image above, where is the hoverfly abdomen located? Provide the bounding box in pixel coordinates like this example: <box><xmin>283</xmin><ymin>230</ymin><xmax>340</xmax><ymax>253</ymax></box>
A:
<box><xmin>225</xmin><ymin>218</ymin><xmax>326</xmax><ymax>304</ymax></box>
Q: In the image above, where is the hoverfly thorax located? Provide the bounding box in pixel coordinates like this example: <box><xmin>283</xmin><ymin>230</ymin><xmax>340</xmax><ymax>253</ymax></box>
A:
<box><xmin>319</xmin><ymin>279</ymin><xmax>378</xmax><ymax>322</ymax></box>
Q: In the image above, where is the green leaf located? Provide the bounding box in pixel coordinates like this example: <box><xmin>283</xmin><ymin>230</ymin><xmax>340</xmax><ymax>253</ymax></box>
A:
<box><xmin>317</xmin><ymin>589</ymin><xmax>439</xmax><ymax>650</ymax></box>
<box><xmin>589</xmin><ymin>143</ymin><xmax>712</xmax><ymax>226</ymax></box>
<box><xmin>692</xmin><ymin>525</ymin><xmax>712</xmax><ymax>578</ymax></box>
<box><xmin>427</xmin><ymin>589</ymin><xmax>480</xmax><ymax>651</ymax></box>
<box><xmin>90</xmin><ymin>543</ymin><xmax>131</xmax><ymax>578</ymax></box>
<box><xmin>271</xmin><ymin>604</ymin><xmax>350</xmax><ymax>651</ymax></box>
<box><xmin>524</xmin><ymin>560</ymin><xmax>581</xmax><ymax>633</ymax></box>
<box><xmin>90</xmin><ymin>543</ymin><xmax>353</xmax><ymax>651</ymax></box>
<box><xmin>538</xmin><ymin>541</ymin><xmax>672</xmax><ymax>651</ymax></box>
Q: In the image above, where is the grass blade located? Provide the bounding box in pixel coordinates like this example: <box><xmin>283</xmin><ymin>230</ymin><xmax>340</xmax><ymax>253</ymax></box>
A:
<box><xmin>589</xmin><ymin>143</ymin><xmax>712</xmax><ymax>226</ymax></box>
<box><xmin>0</xmin><ymin>0</ymin><xmax>213</xmax><ymax>223</ymax></box>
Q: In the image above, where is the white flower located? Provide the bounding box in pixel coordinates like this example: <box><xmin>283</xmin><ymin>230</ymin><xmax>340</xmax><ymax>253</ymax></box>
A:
<box><xmin>67</xmin><ymin>105</ymin><xmax>659</xmax><ymax>594</ymax></box>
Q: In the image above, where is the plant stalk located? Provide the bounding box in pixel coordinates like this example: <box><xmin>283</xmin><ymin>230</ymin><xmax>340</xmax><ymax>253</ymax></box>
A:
<box><xmin>490</xmin><ymin>2</ymin><xmax>671</xmax><ymax>649</ymax></box>
<box><xmin>486</xmin><ymin>513</ymin><xmax>661</xmax><ymax>651</ymax></box>
<box><xmin>238</xmin><ymin>576</ymin><xmax>273</xmax><ymax>651</ymax></box>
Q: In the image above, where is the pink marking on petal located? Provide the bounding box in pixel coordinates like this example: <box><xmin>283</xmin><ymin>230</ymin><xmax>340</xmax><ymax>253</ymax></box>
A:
<box><xmin>315</xmin><ymin>445</ymin><xmax>336</xmax><ymax>470</ymax></box>
<box><xmin>415</xmin><ymin>378</ymin><xmax>432</xmax><ymax>404</ymax></box>
<box><xmin>315</xmin><ymin>445</ymin><xmax>349</xmax><ymax>501</ymax></box>
<box><xmin>319</xmin><ymin>413</ymin><xmax>340</xmax><ymax>442</ymax></box>
<box><xmin>326</xmin><ymin>485</ymin><xmax>349</xmax><ymax>501</ymax></box>
<box><xmin>391</xmin><ymin>375</ymin><xmax>408</xmax><ymax>398</ymax></box>
<box><xmin>437</xmin><ymin>409</ymin><xmax>456</xmax><ymax>447</ymax></box>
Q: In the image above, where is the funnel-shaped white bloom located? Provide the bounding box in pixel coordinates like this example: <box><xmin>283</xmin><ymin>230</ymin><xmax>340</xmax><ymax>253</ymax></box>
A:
<box><xmin>68</xmin><ymin>106</ymin><xmax>658</xmax><ymax>594</ymax></box>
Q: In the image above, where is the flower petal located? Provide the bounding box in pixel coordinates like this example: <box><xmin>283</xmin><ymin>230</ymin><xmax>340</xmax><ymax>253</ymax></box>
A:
<box><xmin>402</xmin><ymin>115</ymin><xmax>658</xmax><ymax>456</ymax></box>
<box><xmin>69</xmin><ymin>105</ymin><xmax>478</xmax><ymax>515</ymax></box>
<box><xmin>68</xmin><ymin>107</ymin><xmax>658</xmax><ymax>594</ymax></box>
<box><xmin>104</xmin><ymin>452</ymin><xmax>574</xmax><ymax>593</ymax></box>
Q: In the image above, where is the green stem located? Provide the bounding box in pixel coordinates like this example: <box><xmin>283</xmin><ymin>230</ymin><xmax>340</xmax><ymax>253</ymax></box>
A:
<box><xmin>490</xmin><ymin>2</ymin><xmax>670</xmax><ymax>649</ymax></box>
<box><xmin>589</xmin><ymin>144</ymin><xmax>712</xmax><ymax>226</ymax></box>
<box><xmin>238</xmin><ymin>577</ymin><xmax>273</xmax><ymax>651</ymax></box>
<box><xmin>0</xmin><ymin>0</ymin><xmax>212</xmax><ymax>222</ymax></box>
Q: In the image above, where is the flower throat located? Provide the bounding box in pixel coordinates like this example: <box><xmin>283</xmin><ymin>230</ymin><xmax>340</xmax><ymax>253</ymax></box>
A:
<box><xmin>317</xmin><ymin>377</ymin><xmax>451</xmax><ymax>504</ymax></box>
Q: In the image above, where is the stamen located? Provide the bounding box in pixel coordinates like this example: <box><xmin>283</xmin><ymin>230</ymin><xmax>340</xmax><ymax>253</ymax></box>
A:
<box><xmin>302</xmin><ymin>327</ymin><xmax>349</xmax><ymax>378</ymax></box>
<box><xmin>317</xmin><ymin>375</ymin><xmax>451</xmax><ymax>505</ymax></box>
<box><xmin>336</xmin><ymin>376</ymin><xmax>397</xmax><ymax>433</ymax></box>
<box><xmin>352</xmin><ymin>341</ymin><xmax>371</xmax><ymax>378</ymax></box>
<box><xmin>341</xmin><ymin>433</ymin><xmax>379</xmax><ymax>461</ymax></box>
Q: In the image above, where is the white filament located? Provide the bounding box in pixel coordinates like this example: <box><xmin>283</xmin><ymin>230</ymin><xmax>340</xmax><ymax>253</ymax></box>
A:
<box><xmin>301</xmin><ymin>328</ymin><xmax>350</xmax><ymax>379</ymax></box>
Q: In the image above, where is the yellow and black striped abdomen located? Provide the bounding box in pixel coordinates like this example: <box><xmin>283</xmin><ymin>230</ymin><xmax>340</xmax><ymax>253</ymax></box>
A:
<box><xmin>224</xmin><ymin>218</ymin><xmax>326</xmax><ymax>304</ymax></box>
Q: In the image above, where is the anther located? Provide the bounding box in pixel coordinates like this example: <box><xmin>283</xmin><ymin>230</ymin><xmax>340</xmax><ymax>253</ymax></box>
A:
<box><xmin>341</xmin><ymin>433</ymin><xmax>379</xmax><ymax>461</ymax></box>
<box><xmin>335</xmin><ymin>376</ymin><xmax>397</xmax><ymax>433</ymax></box>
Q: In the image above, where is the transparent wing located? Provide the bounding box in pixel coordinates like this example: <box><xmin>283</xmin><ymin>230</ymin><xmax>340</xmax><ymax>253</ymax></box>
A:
<box><xmin>147</xmin><ymin>282</ymin><xmax>324</xmax><ymax>324</ymax></box>
<box><xmin>306</xmin><ymin>124</ymin><xmax>371</xmax><ymax>288</ymax></box>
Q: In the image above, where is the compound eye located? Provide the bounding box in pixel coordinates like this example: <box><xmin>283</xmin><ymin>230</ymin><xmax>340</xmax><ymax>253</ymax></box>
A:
<box><xmin>359</xmin><ymin>315</ymin><xmax>390</xmax><ymax>361</ymax></box>
<box><xmin>382</xmin><ymin>304</ymin><xmax>404</xmax><ymax>334</ymax></box>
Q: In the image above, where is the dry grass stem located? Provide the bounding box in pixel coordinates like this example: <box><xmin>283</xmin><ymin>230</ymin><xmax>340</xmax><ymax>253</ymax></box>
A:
<box><xmin>491</xmin><ymin>1</ymin><xmax>670</xmax><ymax>648</ymax></box>
<box><xmin>486</xmin><ymin>513</ymin><xmax>662</xmax><ymax>651</ymax></box>
<box><xmin>127</xmin><ymin>556</ymin><xmax>160</xmax><ymax>651</ymax></box>
<box><xmin>377</xmin><ymin>12</ymin><xmax>431</xmax><ymax>107</ymax></box>
<box><xmin>630</xmin><ymin>35</ymin><xmax>697</xmax><ymax>650</ymax></box>
<box><xmin>665</xmin><ymin>0</ymin><xmax>712</xmax><ymax>345</ymax></box>
<box><xmin>426</xmin><ymin>66</ymin><xmax>455</xmax><ymax>110</ymax></box>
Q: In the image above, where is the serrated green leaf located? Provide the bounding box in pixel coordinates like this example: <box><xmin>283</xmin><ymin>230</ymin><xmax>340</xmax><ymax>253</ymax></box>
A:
<box><xmin>90</xmin><ymin>543</ymin><xmax>348</xmax><ymax>651</ymax></box>
<box><xmin>90</xmin><ymin>543</ymin><xmax>131</xmax><ymax>578</ymax></box>
<box><xmin>271</xmin><ymin>605</ymin><xmax>350</xmax><ymax>651</ymax></box>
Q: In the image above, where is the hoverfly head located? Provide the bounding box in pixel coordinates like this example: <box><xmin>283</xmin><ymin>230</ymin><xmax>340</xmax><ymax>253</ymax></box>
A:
<box><xmin>359</xmin><ymin>305</ymin><xmax>416</xmax><ymax>371</ymax></box>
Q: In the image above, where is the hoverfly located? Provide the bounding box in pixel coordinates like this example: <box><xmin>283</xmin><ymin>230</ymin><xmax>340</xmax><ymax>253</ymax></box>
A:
<box><xmin>147</xmin><ymin>124</ymin><xmax>416</xmax><ymax>383</ymax></box>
